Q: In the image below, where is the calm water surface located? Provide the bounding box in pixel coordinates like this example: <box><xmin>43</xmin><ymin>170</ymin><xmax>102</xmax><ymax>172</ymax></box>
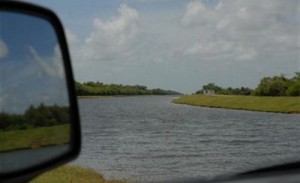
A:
<box><xmin>72</xmin><ymin>96</ymin><xmax>300</xmax><ymax>182</ymax></box>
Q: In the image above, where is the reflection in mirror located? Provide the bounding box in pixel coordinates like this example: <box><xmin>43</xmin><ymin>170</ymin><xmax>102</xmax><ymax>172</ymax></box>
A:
<box><xmin>0</xmin><ymin>11</ymin><xmax>70</xmax><ymax>173</ymax></box>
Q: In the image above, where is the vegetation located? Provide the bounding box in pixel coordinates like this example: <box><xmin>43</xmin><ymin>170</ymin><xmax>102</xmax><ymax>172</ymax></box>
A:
<box><xmin>176</xmin><ymin>73</ymin><xmax>300</xmax><ymax>113</ymax></box>
<box><xmin>196</xmin><ymin>72</ymin><xmax>300</xmax><ymax>97</ymax></box>
<box><xmin>196</xmin><ymin>83</ymin><xmax>253</xmax><ymax>96</ymax></box>
<box><xmin>31</xmin><ymin>165</ymin><xmax>128</xmax><ymax>183</ymax></box>
<box><xmin>0</xmin><ymin>124</ymin><xmax>69</xmax><ymax>152</ymax></box>
<box><xmin>254</xmin><ymin>72</ymin><xmax>300</xmax><ymax>96</ymax></box>
<box><xmin>173</xmin><ymin>95</ymin><xmax>300</xmax><ymax>114</ymax></box>
<box><xmin>0</xmin><ymin>104</ymin><xmax>69</xmax><ymax>131</ymax></box>
<box><xmin>76</xmin><ymin>81</ymin><xmax>181</xmax><ymax>96</ymax></box>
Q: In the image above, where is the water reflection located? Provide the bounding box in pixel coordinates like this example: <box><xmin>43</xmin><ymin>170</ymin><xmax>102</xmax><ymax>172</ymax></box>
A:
<box><xmin>0</xmin><ymin>145</ymin><xmax>69</xmax><ymax>173</ymax></box>
<box><xmin>0</xmin><ymin>11</ymin><xmax>71</xmax><ymax>173</ymax></box>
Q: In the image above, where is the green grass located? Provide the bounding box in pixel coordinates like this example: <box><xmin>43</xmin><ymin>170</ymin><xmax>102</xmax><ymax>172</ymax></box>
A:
<box><xmin>173</xmin><ymin>94</ymin><xmax>300</xmax><ymax>114</ymax></box>
<box><xmin>31</xmin><ymin>165</ymin><xmax>128</xmax><ymax>183</ymax></box>
<box><xmin>0</xmin><ymin>124</ymin><xmax>70</xmax><ymax>152</ymax></box>
<box><xmin>77</xmin><ymin>96</ymin><xmax>113</xmax><ymax>99</ymax></box>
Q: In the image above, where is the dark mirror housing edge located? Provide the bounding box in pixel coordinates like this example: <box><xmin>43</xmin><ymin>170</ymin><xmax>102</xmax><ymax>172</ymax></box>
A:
<box><xmin>0</xmin><ymin>1</ymin><xmax>81</xmax><ymax>182</ymax></box>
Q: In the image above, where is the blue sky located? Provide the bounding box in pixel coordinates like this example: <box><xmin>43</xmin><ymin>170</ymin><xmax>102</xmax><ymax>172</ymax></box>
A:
<box><xmin>28</xmin><ymin>0</ymin><xmax>300</xmax><ymax>94</ymax></box>
<box><xmin>0</xmin><ymin>11</ymin><xmax>69</xmax><ymax>113</ymax></box>
<box><xmin>0</xmin><ymin>12</ymin><xmax>57</xmax><ymax>61</ymax></box>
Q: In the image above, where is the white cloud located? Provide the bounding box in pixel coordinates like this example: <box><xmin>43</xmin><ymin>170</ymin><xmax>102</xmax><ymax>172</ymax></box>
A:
<box><xmin>81</xmin><ymin>4</ymin><xmax>140</xmax><ymax>62</ymax></box>
<box><xmin>237</xmin><ymin>48</ymin><xmax>257</xmax><ymax>61</ymax></box>
<box><xmin>182</xmin><ymin>1</ymin><xmax>216</xmax><ymax>26</ymax></box>
<box><xmin>0</xmin><ymin>45</ymin><xmax>68</xmax><ymax>113</ymax></box>
<box><xmin>28</xmin><ymin>45</ymin><xmax>65</xmax><ymax>79</ymax></box>
<box><xmin>65</xmin><ymin>29</ymin><xmax>79</xmax><ymax>46</ymax></box>
<box><xmin>0</xmin><ymin>40</ymin><xmax>8</xmax><ymax>58</ymax></box>
<box><xmin>64</xmin><ymin>29</ymin><xmax>81</xmax><ymax>65</ymax></box>
<box><xmin>184</xmin><ymin>40</ymin><xmax>258</xmax><ymax>61</ymax></box>
<box><xmin>181</xmin><ymin>0</ymin><xmax>299</xmax><ymax>62</ymax></box>
<box><xmin>184</xmin><ymin>40</ymin><xmax>235</xmax><ymax>59</ymax></box>
<box><xmin>136</xmin><ymin>0</ymin><xmax>172</xmax><ymax>2</ymax></box>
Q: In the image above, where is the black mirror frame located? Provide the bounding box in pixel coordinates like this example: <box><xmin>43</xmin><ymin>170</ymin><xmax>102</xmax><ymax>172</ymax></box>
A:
<box><xmin>0</xmin><ymin>1</ymin><xmax>81</xmax><ymax>182</ymax></box>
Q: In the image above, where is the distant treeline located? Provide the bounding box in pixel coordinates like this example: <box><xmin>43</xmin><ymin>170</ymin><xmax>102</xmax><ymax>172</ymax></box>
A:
<box><xmin>0</xmin><ymin>104</ymin><xmax>69</xmax><ymax>131</ymax></box>
<box><xmin>197</xmin><ymin>72</ymin><xmax>300</xmax><ymax>96</ymax></box>
<box><xmin>75</xmin><ymin>81</ymin><xmax>181</xmax><ymax>96</ymax></box>
<box><xmin>197</xmin><ymin>83</ymin><xmax>253</xmax><ymax>96</ymax></box>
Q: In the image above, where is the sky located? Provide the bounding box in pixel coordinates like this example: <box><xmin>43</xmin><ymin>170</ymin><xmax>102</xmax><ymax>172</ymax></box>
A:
<box><xmin>28</xmin><ymin>0</ymin><xmax>300</xmax><ymax>94</ymax></box>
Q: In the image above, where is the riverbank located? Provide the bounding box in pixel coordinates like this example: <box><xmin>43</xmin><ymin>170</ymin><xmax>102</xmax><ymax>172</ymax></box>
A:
<box><xmin>78</xmin><ymin>95</ymin><xmax>181</xmax><ymax>99</ymax></box>
<box><xmin>0</xmin><ymin>124</ymin><xmax>69</xmax><ymax>152</ymax></box>
<box><xmin>173</xmin><ymin>94</ymin><xmax>300</xmax><ymax>114</ymax></box>
<box><xmin>77</xmin><ymin>96</ymin><xmax>113</xmax><ymax>99</ymax></box>
<box><xmin>31</xmin><ymin>165</ymin><xmax>127</xmax><ymax>183</ymax></box>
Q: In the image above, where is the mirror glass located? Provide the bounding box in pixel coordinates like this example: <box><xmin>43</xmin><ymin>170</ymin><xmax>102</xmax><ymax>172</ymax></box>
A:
<box><xmin>0</xmin><ymin>11</ymin><xmax>70</xmax><ymax>173</ymax></box>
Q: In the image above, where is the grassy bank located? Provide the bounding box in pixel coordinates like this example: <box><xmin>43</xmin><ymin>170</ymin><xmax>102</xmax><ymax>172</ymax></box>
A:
<box><xmin>77</xmin><ymin>96</ymin><xmax>113</xmax><ymax>99</ymax></box>
<box><xmin>0</xmin><ymin>124</ymin><xmax>70</xmax><ymax>152</ymax></box>
<box><xmin>173</xmin><ymin>94</ymin><xmax>300</xmax><ymax>114</ymax></box>
<box><xmin>31</xmin><ymin>165</ymin><xmax>127</xmax><ymax>183</ymax></box>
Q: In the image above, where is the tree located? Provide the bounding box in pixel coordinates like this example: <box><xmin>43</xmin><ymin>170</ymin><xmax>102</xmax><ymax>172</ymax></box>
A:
<box><xmin>286</xmin><ymin>81</ymin><xmax>300</xmax><ymax>96</ymax></box>
<box><xmin>75</xmin><ymin>81</ymin><xmax>181</xmax><ymax>96</ymax></box>
<box><xmin>254</xmin><ymin>75</ymin><xmax>290</xmax><ymax>96</ymax></box>
<box><xmin>202</xmin><ymin>83</ymin><xmax>222</xmax><ymax>93</ymax></box>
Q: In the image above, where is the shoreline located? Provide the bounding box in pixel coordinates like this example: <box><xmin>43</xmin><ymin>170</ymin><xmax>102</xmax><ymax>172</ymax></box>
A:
<box><xmin>77</xmin><ymin>94</ymin><xmax>181</xmax><ymax>99</ymax></box>
<box><xmin>77</xmin><ymin>96</ymin><xmax>114</xmax><ymax>99</ymax></box>
<box><xmin>172</xmin><ymin>94</ymin><xmax>300</xmax><ymax>114</ymax></box>
<box><xmin>31</xmin><ymin>165</ymin><xmax>127</xmax><ymax>183</ymax></box>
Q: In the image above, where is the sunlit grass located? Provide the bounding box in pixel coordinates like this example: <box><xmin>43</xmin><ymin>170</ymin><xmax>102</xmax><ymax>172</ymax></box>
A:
<box><xmin>77</xmin><ymin>96</ymin><xmax>113</xmax><ymax>99</ymax></box>
<box><xmin>173</xmin><ymin>94</ymin><xmax>300</xmax><ymax>113</ymax></box>
<box><xmin>31</xmin><ymin>165</ymin><xmax>128</xmax><ymax>183</ymax></box>
<box><xmin>0</xmin><ymin>124</ymin><xmax>70</xmax><ymax>152</ymax></box>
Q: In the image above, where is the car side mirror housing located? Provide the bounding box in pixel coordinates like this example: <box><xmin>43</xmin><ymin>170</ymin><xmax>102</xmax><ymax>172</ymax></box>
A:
<box><xmin>0</xmin><ymin>1</ymin><xmax>80</xmax><ymax>182</ymax></box>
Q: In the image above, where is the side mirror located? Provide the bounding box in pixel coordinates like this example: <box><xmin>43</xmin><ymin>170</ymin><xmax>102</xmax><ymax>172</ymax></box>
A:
<box><xmin>0</xmin><ymin>1</ymin><xmax>80</xmax><ymax>182</ymax></box>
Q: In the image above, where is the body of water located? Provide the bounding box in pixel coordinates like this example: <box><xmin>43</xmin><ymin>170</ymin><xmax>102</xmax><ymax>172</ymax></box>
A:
<box><xmin>0</xmin><ymin>145</ymin><xmax>69</xmax><ymax>173</ymax></box>
<box><xmin>72</xmin><ymin>96</ymin><xmax>300</xmax><ymax>182</ymax></box>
